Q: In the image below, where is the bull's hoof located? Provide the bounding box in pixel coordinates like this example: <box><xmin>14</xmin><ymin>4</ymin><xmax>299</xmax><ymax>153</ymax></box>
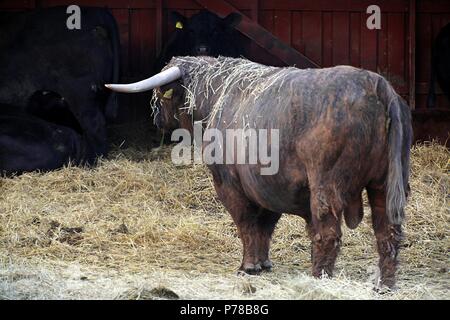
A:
<box><xmin>373</xmin><ymin>285</ymin><xmax>396</xmax><ymax>295</ymax></box>
<box><xmin>312</xmin><ymin>268</ymin><xmax>332</xmax><ymax>279</ymax></box>
<box><xmin>261</xmin><ymin>260</ymin><xmax>273</xmax><ymax>271</ymax></box>
<box><xmin>373</xmin><ymin>269</ymin><xmax>396</xmax><ymax>292</ymax></box>
<box><xmin>238</xmin><ymin>263</ymin><xmax>262</xmax><ymax>275</ymax></box>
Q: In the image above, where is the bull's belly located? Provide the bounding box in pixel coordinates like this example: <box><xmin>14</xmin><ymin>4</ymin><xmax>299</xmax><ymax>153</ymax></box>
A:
<box><xmin>237</xmin><ymin>165</ymin><xmax>311</xmax><ymax>217</ymax></box>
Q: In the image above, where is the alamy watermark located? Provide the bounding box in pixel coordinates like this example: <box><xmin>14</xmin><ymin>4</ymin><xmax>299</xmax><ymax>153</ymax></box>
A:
<box><xmin>171</xmin><ymin>122</ymin><xmax>280</xmax><ymax>176</ymax></box>
<box><xmin>66</xmin><ymin>5</ymin><xmax>81</xmax><ymax>30</ymax></box>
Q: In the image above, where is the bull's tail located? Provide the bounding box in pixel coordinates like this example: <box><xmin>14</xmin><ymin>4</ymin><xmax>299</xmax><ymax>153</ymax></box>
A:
<box><xmin>386</xmin><ymin>94</ymin><xmax>412</xmax><ymax>225</ymax></box>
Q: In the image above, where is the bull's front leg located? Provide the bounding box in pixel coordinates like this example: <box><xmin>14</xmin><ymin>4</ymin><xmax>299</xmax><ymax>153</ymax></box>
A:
<box><xmin>367</xmin><ymin>187</ymin><xmax>402</xmax><ymax>289</ymax></box>
<box><xmin>307</xmin><ymin>187</ymin><xmax>343</xmax><ymax>278</ymax></box>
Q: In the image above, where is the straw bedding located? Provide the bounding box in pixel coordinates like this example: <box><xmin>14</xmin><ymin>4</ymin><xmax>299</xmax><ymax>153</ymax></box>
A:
<box><xmin>0</xmin><ymin>141</ymin><xmax>448</xmax><ymax>299</ymax></box>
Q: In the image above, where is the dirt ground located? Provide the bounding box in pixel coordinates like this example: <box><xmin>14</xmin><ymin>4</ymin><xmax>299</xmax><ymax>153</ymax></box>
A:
<box><xmin>0</xmin><ymin>142</ymin><xmax>448</xmax><ymax>300</ymax></box>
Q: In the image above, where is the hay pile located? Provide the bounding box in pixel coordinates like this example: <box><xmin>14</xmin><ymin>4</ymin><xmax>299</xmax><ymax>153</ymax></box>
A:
<box><xmin>0</xmin><ymin>142</ymin><xmax>448</xmax><ymax>299</ymax></box>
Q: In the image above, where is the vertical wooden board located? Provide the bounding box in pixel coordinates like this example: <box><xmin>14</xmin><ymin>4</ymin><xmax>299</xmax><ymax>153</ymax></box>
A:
<box><xmin>360</xmin><ymin>13</ymin><xmax>377</xmax><ymax>72</ymax></box>
<box><xmin>322</xmin><ymin>12</ymin><xmax>333</xmax><ymax>67</ymax></box>
<box><xmin>416</xmin><ymin>13</ymin><xmax>432</xmax><ymax>86</ymax></box>
<box><xmin>388</xmin><ymin>13</ymin><xmax>406</xmax><ymax>93</ymax></box>
<box><xmin>332</xmin><ymin>12</ymin><xmax>349</xmax><ymax>65</ymax></box>
<box><xmin>302</xmin><ymin>11</ymin><xmax>322</xmax><ymax>66</ymax></box>
<box><xmin>273</xmin><ymin>10</ymin><xmax>291</xmax><ymax>45</ymax></box>
<box><xmin>349</xmin><ymin>12</ymin><xmax>361</xmax><ymax>68</ymax></box>
<box><xmin>259</xmin><ymin>10</ymin><xmax>274</xmax><ymax>33</ymax></box>
<box><xmin>111</xmin><ymin>9</ymin><xmax>130</xmax><ymax>78</ymax></box>
<box><xmin>129</xmin><ymin>9</ymin><xmax>155</xmax><ymax>77</ymax></box>
<box><xmin>377</xmin><ymin>11</ymin><xmax>388</xmax><ymax>75</ymax></box>
<box><xmin>291</xmin><ymin>11</ymin><xmax>304</xmax><ymax>54</ymax></box>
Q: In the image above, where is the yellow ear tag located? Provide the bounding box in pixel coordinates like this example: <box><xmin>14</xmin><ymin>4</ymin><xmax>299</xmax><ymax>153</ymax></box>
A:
<box><xmin>163</xmin><ymin>89</ymin><xmax>174</xmax><ymax>99</ymax></box>
<box><xmin>175</xmin><ymin>21</ymin><xmax>183</xmax><ymax>29</ymax></box>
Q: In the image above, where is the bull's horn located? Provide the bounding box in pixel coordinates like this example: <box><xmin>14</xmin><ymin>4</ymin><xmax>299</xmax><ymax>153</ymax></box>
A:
<box><xmin>105</xmin><ymin>66</ymin><xmax>181</xmax><ymax>93</ymax></box>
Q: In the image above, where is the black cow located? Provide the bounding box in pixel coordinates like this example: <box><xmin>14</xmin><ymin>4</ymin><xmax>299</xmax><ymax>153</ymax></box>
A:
<box><xmin>0</xmin><ymin>6</ymin><xmax>120</xmax><ymax>163</ymax></box>
<box><xmin>0</xmin><ymin>92</ymin><xmax>85</xmax><ymax>176</ymax></box>
<box><xmin>427</xmin><ymin>22</ymin><xmax>450</xmax><ymax>107</ymax></box>
<box><xmin>154</xmin><ymin>10</ymin><xmax>245</xmax><ymax>72</ymax></box>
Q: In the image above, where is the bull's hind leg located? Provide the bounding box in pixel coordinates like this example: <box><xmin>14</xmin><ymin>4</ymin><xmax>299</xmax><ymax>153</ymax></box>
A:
<box><xmin>307</xmin><ymin>187</ymin><xmax>343</xmax><ymax>278</ymax></box>
<box><xmin>367</xmin><ymin>187</ymin><xmax>402</xmax><ymax>289</ymax></box>
<box><xmin>232</xmin><ymin>206</ymin><xmax>281</xmax><ymax>274</ymax></box>
<box><xmin>212</xmin><ymin>176</ymin><xmax>281</xmax><ymax>274</ymax></box>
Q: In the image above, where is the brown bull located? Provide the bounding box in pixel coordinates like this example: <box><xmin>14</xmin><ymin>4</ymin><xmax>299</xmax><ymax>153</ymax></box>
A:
<box><xmin>106</xmin><ymin>56</ymin><xmax>413</xmax><ymax>289</ymax></box>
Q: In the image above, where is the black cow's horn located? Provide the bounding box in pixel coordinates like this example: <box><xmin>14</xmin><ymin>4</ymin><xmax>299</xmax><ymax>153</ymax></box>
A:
<box><xmin>105</xmin><ymin>66</ymin><xmax>181</xmax><ymax>93</ymax></box>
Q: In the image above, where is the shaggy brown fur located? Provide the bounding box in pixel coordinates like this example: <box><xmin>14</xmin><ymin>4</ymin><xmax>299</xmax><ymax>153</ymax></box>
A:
<box><xmin>153</xmin><ymin>56</ymin><xmax>413</xmax><ymax>288</ymax></box>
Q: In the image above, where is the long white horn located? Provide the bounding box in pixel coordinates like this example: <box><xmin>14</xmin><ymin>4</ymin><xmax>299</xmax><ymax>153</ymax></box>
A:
<box><xmin>105</xmin><ymin>66</ymin><xmax>181</xmax><ymax>93</ymax></box>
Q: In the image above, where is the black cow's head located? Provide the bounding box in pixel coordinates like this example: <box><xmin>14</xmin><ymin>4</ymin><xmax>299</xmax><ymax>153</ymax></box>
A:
<box><xmin>170</xmin><ymin>10</ymin><xmax>242</xmax><ymax>57</ymax></box>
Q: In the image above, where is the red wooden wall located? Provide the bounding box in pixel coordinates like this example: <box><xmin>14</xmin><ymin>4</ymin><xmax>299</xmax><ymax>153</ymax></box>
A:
<box><xmin>1</xmin><ymin>0</ymin><xmax>450</xmax><ymax>133</ymax></box>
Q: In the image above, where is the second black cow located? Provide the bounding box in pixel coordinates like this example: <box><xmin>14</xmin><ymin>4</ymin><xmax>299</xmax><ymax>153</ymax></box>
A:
<box><xmin>154</xmin><ymin>10</ymin><xmax>246</xmax><ymax>72</ymax></box>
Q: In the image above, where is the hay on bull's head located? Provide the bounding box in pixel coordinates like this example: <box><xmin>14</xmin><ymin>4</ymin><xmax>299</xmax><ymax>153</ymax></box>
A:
<box><xmin>151</xmin><ymin>56</ymin><xmax>300</xmax><ymax>128</ymax></box>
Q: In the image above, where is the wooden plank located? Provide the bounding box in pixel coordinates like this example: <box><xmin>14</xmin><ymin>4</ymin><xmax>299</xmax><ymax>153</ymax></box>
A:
<box><xmin>259</xmin><ymin>0</ymin><xmax>409</xmax><ymax>12</ymax></box>
<box><xmin>332</xmin><ymin>11</ymin><xmax>349</xmax><ymax>65</ymax></box>
<box><xmin>291</xmin><ymin>11</ymin><xmax>304</xmax><ymax>54</ymax></box>
<box><xmin>155</xmin><ymin>0</ymin><xmax>162</xmax><ymax>57</ymax></box>
<box><xmin>259</xmin><ymin>10</ymin><xmax>274</xmax><ymax>31</ymax></box>
<box><xmin>273</xmin><ymin>10</ymin><xmax>291</xmax><ymax>45</ymax></box>
<box><xmin>250</xmin><ymin>0</ymin><xmax>259</xmax><ymax>22</ymax></box>
<box><xmin>39</xmin><ymin>0</ymin><xmax>156</xmax><ymax>9</ymax></box>
<box><xmin>377</xmin><ymin>10</ymin><xmax>388</xmax><ymax>74</ymax></box>
<box><xmin>360</xmin><ymin>11</ymin><xmax>377</xmax><ymax>72</ymax></box>
<box><xmin>409</xmin><ymin>0</ymin><xmax>416</xmax><ymax>109</ymax></box>
<box><xmin>302</xmin><ymin>11</ymin><xmax>322</xmax><ymax>66</ymax></box>
<box><xmin>388</xmin><ymin>13</ymin><xmax>407</xmax><ymax>93</ymax></box>
<box><xmin>322</xmin><ymin>12</ymin><xmax>333</xmax><ymax>67</ymax></box>
<box><xmin>129</xmin><ymin>9</ymin><xmax>155</xmax><ymax>77</ymax></box>
<box><xmin>240</xmin><ymin>10</ymin><xmax>252</xmax><ymax>19</ymax></box>
<box><xmin>417</xmin><ymin>0</ymin><xmax>450</xmax><ymax>13</ymax></box>
<box><xmin>0</xmin><ymin>0</ymin><xmax>35</xmax><ymax>8</ymax></box>
<box><xmin>416</xmin><ymin>13</ymin><xmax>432</xmax><ymax>84</ymax></box>
<box><xmin>111</xmin><ymin>9</ymin><xmax>130</xmax><ymax>78</ymax></box>
<box><xmin>350</xmin><ymin>12</ymin><xmax>361</xmax><ymax>68</ymax></box>
<box><xmin>193</xmin><ymin>0</ymin><xmax>318</xmax><ymax>68</ymax></box>
<box><xmin>416</xmin><ymin>82</ymin><xmax>443</xmax><ymax>94</ymax></box>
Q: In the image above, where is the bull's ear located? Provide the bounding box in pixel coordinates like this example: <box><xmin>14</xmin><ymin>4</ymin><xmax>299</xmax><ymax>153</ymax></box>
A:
<box><xmin>170</xmin><ymin>11</ymin><xmax>187</xmax><ymax>29</ymax></box>
<box><xmin>223</xmin><ymin>12</ymin><xmax>242</xmax><ymax>28</ymax></box>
